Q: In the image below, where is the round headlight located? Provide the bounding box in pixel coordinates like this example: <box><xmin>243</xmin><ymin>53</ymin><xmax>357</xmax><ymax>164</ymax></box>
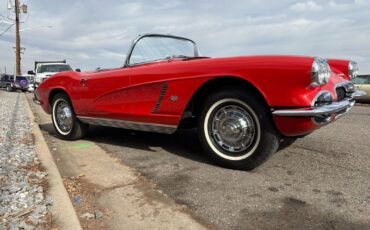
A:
<box><xmin>348</xmin><ymin>61</ymin><xmax>358</xmax><ymax>79</ymax></box>
<box><xmin>311</xmin><ymin>58</ymin><xmax>331</xmax><ymax>86</ymax></box>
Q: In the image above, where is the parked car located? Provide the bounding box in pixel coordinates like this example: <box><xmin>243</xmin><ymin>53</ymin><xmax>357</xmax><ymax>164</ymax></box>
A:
<box><xmin>352</xmin><ymin>75</ymin><xmax>370</xmax><ymax>102</ymax></box>
<box><xmin>34</xmin><ymin>34</ymin><xmax>365</xmax><ymax>170</ymax></box>
<box><xmin>0</xmin><ymin>74</ymin><xmax>29</xmax><ymax>92</ymax></box>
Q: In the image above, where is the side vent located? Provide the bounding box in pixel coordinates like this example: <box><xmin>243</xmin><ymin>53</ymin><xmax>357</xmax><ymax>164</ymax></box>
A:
<box><xmin>152</xmin><ymin>82</ymin><xmax>168</xmax><ymax>113</ymax></box>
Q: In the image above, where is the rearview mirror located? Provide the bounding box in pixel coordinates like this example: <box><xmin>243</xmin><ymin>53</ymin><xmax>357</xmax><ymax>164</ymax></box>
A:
<box><xmin>27</xmin><ymin>70</ymin><xmax>35</xmax><ymax>75</ymax></box>
<box><xmin>75</xmin><ymin>69</ymin><xmax>81</xmax><ymax>72</ymax></box>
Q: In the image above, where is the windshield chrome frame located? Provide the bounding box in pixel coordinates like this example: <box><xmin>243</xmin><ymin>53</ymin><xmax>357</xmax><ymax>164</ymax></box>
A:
<box><xmin>123</xmin><ymin>33</ymin><xmax>200</xmax><ymax>67</ymax></box>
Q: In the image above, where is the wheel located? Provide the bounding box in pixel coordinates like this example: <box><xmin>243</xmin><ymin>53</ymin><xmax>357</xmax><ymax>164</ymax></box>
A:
<box><xmin>22</xmin><ymin>89</ymin><xmax>28</xmax><ymax>93</ymax></box>
<box><xmin>198</xmin><ymin>88</ymin><xmax>279</xmax><ymax>170</ymax></box>
<box><xmin>51</xmin><ymin>93</ymin><xmax>88</xmax><ymax>140</ymax></box>
<box><xmin>6</xmin><ymin>85</ymin><xmax>13</xmax><ymax>92</ymax></box>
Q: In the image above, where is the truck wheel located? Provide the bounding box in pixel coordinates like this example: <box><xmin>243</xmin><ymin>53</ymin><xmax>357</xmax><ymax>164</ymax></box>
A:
<box><xmin>51</xmin><ymin>93</ymin><xmax>88</xmax><ymax>140</ymax></box>
<box><xmin>198</xmin><ymin>89</ymin><xmax>279</xmax><ymax>170</ymax></box>
<box><xmin>6</xmin><ymin>85</ymin><xmax>13</xmax><ymax>92</ymax></box>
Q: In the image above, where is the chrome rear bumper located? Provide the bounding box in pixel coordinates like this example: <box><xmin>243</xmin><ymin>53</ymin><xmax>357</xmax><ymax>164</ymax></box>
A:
<box><xmin>272</xmin><ymin>90</ymin><xmax>366</xmax><ymax>117</ymax></box>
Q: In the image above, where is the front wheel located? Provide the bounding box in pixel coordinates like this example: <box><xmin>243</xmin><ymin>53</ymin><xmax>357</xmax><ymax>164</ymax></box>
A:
<box><xmin>51</xmin><ymin>93</ymin><xmax>88</xmax><ymax>140</ymax></box>
<box><xmin>198</xmin><ymin>89</ymin><xmax>279</xmax><ymax>170</ymax></box>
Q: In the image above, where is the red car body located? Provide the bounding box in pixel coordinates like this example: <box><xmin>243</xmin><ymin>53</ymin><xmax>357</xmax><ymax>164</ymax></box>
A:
<box><xmin>35</xmin><ymin>36</ymin><xmax>361</xmax><ymax>138</ymax></box>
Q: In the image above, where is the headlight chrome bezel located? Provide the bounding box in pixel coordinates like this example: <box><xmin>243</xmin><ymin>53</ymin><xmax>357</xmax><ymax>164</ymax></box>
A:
<box><xmin>348</xmin><ymin>61</ymin><xmax>358</xmax><ymax>79</ymax></box>
<box><xmin>311</xmin><ymin>58</ymin><xmax>331</xmax><ymax>87</ymax></box>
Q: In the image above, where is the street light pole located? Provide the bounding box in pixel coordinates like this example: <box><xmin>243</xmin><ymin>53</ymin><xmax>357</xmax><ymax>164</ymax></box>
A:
<box><xmin>15</xmin><ymin>0</ymin><xmax>21</xmax><ymax>75</ymax></box>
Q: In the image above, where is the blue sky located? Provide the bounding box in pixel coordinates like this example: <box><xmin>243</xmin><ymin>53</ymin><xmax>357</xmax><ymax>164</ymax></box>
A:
<box><xmin>0</xmin><ymin>0</ymin><xmax>369</xmax><ymax>73</ymax></box>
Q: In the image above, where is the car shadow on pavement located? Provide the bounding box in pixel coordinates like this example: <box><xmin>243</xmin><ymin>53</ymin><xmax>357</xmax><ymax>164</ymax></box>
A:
<box><xmin>89</xmin><ymin>125</ymin><xmax>215</xmax><ymax>165</ymax></box>
<box><xmin>38</xmin><ymin>123</ymin><xmax>216</xmax><ymax>166</ymax></box>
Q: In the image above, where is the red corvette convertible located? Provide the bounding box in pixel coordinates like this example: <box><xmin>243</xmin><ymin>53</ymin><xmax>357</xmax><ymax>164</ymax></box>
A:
<box><xmin>34</xmin><ymin>34</ymin><xmax>365</xmax><ymax>170</ymax></box>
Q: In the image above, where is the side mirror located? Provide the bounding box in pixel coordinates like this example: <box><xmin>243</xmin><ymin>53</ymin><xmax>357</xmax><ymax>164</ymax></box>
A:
<box><xmin>28</xmin><ymin>70</ymin><xmax>35</xmax><ymax>75</ymax></box>
<box><xmin>75</xmin><ymin>69</ymin><xmax>81</xmax><ymax>72</ymax></box>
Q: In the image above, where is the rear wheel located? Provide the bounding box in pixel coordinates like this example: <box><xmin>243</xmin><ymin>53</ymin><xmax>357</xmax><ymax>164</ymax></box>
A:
<box><xmin>51</xmin><ymin>93</ymin><xmax>88</xmax><ymax>140</ymax></box>
<box><xmin>198</xmin><ymin>89</ymin><xmax>279</xmax><ymax>170</ymax></box>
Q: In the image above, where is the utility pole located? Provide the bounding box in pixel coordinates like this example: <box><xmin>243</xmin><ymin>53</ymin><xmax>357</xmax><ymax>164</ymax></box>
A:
<box><xmin>15</xmin><ymin>0</ymin><xmax>21</xmax><ymax>75</ymax></box>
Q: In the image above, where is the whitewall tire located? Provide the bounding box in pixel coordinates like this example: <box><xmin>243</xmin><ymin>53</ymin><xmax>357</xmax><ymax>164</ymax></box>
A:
<box><xmin>51</xmin><ymin>93</ymin><xmax>88</xmax><ymax>140</ymax></box>
<box><xmin>198</xmin><ymin>88</ymin><xmax>279</xmax><ymax>170</ymax></box>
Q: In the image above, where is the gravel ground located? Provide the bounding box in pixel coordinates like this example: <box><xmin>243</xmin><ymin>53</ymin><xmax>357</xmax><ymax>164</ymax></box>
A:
<box><xmin>0</xmin><ymin>92</ymin><xmax>51</xmax><ymax>229</ymax></box>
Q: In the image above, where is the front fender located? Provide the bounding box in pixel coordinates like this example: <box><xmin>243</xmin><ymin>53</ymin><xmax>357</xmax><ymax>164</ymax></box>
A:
<box><xmin>35</xmin><ymin>72</ymin><xmax>82</xmax><ymax>114</ymax></box>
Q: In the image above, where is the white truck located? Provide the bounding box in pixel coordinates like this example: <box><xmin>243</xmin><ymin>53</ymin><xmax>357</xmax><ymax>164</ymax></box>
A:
<box><xmin>29</xmin><ymin>60</ymin><xmax>74</xmax><ymax>88</ymax></box>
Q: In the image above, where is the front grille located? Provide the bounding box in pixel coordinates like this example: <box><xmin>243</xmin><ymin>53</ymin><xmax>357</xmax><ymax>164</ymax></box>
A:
<box><xmin>336</xmin><ymin>87</ymin><xmax>346</xmax><ymax>101</ymax></box>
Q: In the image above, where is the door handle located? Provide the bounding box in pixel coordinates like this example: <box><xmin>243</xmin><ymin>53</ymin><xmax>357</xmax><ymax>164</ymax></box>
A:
<box><xmin>80</xmin><ymin>78</ymin><xmax>88</xmax><ymax>86</ymax></box>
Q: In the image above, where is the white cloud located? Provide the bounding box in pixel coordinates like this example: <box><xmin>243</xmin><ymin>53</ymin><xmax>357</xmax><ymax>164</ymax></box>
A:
<box><xmin>0</xmin><ymin>0</ymin><xmax>370</xmax><ymax>73</ymax></box>
<box><xmin>290</xmin><ymin>1</ymin><xmax>323</xmax><ymax>12</ymax></box>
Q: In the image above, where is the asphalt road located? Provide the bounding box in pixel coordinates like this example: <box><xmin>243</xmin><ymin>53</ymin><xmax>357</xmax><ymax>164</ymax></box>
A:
<box><xmin>24</xmin><ymin>90</ymin><xmax>370</xmax><ymax>229</ymax></box>
<box><xmin>81</xmin><ymin>106</ymin><xmax>370</xmax><ymax>229</ymax></box>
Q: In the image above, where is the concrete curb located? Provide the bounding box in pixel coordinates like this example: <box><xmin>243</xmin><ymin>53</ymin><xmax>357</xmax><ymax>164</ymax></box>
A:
<box><xmin>24</xmin><ymin>94</ymin><xmax>82</xmax><ymax>230</ymax></box>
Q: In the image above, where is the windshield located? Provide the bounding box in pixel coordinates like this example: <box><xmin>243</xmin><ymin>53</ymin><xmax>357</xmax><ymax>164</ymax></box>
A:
<box><xmin>129</xmin><ymin>36</ymin><xmax>197</xmax><ymax>65</ymax></box>
<box><xmin>37</xmin><ymin>64</ymin><xmax>72</xmax><ymax>73</ymax></box>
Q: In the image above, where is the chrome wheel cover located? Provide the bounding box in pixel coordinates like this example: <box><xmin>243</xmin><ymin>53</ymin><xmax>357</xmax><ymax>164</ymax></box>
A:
<box><xmin>53</xmin><ymin>99</ymin><xmax>73</xmax><ymax>135</ymax></box>
<box><xmin>204</xmin><ymin>99</ymin><xmax>261</xmax><ymax>161</ymax></box>
<box><xmin>211</xmin><ymin>105</ymin><xmax>256</xmax><ymax>153</ymax></box>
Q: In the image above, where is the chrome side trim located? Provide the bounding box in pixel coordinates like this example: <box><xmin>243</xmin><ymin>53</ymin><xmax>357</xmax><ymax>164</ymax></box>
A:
<box><xmin>272</xmin><ymin>98</ymin><xmax>355</xmax><ymax>117</ymax></box>
<box><xmin>152</xmin><ymin>82</ymin><xmax>168</xmax><ymax>113</ymax></box>
<box><xmin>77</xmin><ymin>116</ymin><xmax>177</xmax><ymax>134</ymax></box>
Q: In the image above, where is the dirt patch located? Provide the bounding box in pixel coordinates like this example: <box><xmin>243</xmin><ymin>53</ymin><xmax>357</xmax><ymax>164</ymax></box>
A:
<box><xmin>19</xmin><ymin>133</ymin><xmax>35</xmax><ymax>145</ymax></box>
<box><xmin>268</xmin><ymin>187</ymin><xmax>279</xmax><ymax>192</ymax></box>
<box><xmin>63</xmin><ymin>175</ymin><xmax>111</xmax><ymax>230</ymax></box>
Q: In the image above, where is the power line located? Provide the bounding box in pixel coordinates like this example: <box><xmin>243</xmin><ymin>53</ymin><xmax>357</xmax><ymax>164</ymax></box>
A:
<box><xmin>0</xmin><ymin>22</ymin><xmax>14</xmax><ymax>37</ymax></box>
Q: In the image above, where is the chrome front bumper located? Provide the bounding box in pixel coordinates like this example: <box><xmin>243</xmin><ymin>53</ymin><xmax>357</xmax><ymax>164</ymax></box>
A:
<box><xmin>272</xmin><ymin>90</ymin><xmax>366</xmax><ymax>117</ymax></box>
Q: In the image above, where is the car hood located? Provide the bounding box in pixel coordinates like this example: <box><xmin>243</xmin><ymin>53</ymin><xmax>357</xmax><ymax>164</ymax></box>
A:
<box><xmin>36</xmin><ymin>72</ymin><xmax>58</xmax><ymax>77</ymax></box>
